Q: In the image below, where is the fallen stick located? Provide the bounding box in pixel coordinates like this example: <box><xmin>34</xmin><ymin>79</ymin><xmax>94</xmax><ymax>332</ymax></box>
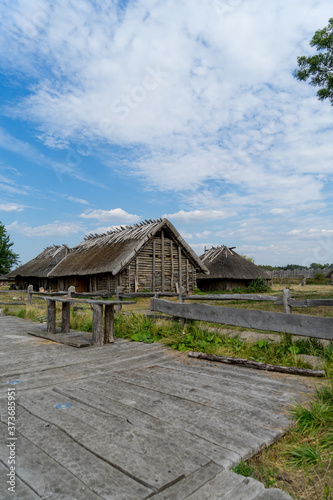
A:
<box><xmin>188</xmin><ymin>351</ymin><xmax>325</xmax><ymax>377</ymax></box>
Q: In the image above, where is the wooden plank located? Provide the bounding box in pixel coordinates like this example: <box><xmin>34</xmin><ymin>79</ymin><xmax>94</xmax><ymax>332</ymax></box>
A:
<box><xmin>92</xmin><ymin>304</ymin><xmax>103</xmax><ymax>346</ymax></box>
<box><xmin>152</xmin><ymin>239</ymin><xmax>156</xmax><ymax>292</ymax></box>
<box><xmin>186</xmin><ymin>470</ymin><xmax>264</xmax><ymax>500</ymax></box>
<box><xmin>128</xmin><ymin>263</ymin><xmax>131</xmax><ymax>293</ymax></box>
<box><xmin>0</xmin><ymin>461</ymin><xmax>40</xmax><ymax>500</ymax></box>
<box><xmin>54</xmin><ymin>380</ymin><xmax>241</xmax><ymax>469</ymax></box>
<box><xmin>186</xmin><ymin>259</ymin><xmax>189</xmax><ymax>292</ymax></box>
<box><xmin>178</xmin><ymin>246</ymin><xmax>182</xmax><ymax>287</ymax></box>
<box><xmin>151</xmin><ymin>461</ymin><xmax>223</xmax><ymax>500</ymax></box>
<box><xmin>0</xmin><ymin>421</ymin><xmax>102</xmax><ymax>500</ymax></box>
<box><xmin>151</xmin><ymin>298</ymin><xmax>333</xmax><ymax>340</ymax></box>
<box><xmin>135</xmin><ymin>257</ymin><xmax>139</xmax><ymax>292</ymax></box>
<box><xmin>14</xmin><ymin>406</ymin><xmax>152</xmax><ymax>500</ymax></box>
<box><xmin>104</xmin><ymin>304</ymin><xmax>115</xmax><ymax>343</ymax></box>
<box><xmin>171</xmin><ymin>240</ymin><xmax>174</xmax><ymax>291</ymax></box>
<box><xmin>61</xmin><ymin>301</ymin><xmax>71</xmax><ymax>333</ymax></box>
<box><xmin>17</xmin><ymin>391</ymin><xmax>210</xmax><ymax>491</ymax></box>
<box><xmin>46</xmin><ymin>299</ymin><xmax>56</xmax><ymax>334</ymax></box>
<box><xmin>161</xmin><ymin>229</ymin><xmax>165</xmax><ymax>292</ymax></box>
<box><xmin>184</xmin><ymin>294</ymin><xmax>278</xmax><ymax>301</ymax></box>
<box><xmin>286</xmin><ymin>299</ymin><xmax>333</xmax><ymax>308</ymax></box>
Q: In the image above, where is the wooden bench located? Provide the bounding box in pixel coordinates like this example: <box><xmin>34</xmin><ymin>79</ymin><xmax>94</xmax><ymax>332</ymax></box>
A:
<box><xmin>42</xmin><ymin>296</ymin><xmax>132</xmax><ymax>346</ymax></box>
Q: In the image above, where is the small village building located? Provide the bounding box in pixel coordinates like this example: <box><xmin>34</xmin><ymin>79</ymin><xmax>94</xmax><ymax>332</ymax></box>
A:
<box><xmin>8</xmin><ymin>245</ymin><xmax>70</xmax><ymax>291</ymax></box>
<box><xmin>196</xmin><ymin>245</ymin><xmax>269</xmax><ymax>291</ymax></box>
<box><xmin>44</xmin><ymin>219</ymin><xmax>208</xmax><ymax>293</ymax></box>
<box><xmin>326</xmin><ymin>267</ymin><xmax>333</xmax><ymax>284</ymax></box>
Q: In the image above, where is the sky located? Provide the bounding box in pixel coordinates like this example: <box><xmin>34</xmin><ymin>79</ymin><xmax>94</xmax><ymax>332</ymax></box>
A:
<box><xmin>0</xmin><ymin>0</ymin><xmax>332</xmax><ymax>268</ymax></box>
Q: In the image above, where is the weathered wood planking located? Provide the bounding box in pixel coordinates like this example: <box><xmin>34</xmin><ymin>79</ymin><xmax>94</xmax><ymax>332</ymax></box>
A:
<box><xmin>184</xmin><ymin>294</ymin><xmax>279</xmax><ymax>301</ymax></box>
<box><xmin>151</xmin><ymin>298</ymin><xmax>333</xmax><ymax>340</ymax></box>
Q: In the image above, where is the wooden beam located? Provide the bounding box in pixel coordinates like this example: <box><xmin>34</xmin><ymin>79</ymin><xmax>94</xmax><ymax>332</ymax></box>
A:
<box><xmin>170</xmin><ymin>241</ymin><xmax>174</xmax><ymax>291</ymax></box>
<box><xmin>135</xmin><ymin>257</ymin><xmax>139</xmax><ymax>292</ymax></box>
<box><xmin>150</xmin><ymin>298</ymin><xmax>333</xmax><ymax>341</ymax></box>
<box><xmin>92</xmin><ymin>304</ymin><xmax>104</xmax><ymax>346</ymax></box>
<box><xmin>186</xmin><ymin>259</ymin><xmax>189</xmax><ymax>293</ymax></box>
<box><xmin>46</xmin><ymin>299</ymin><xmax>56</xmax><ymax>334</ymax></box>
<box><xmin>178</xmin><ymin>246</ymin><xmax>182</xmax><ymax>288</ymax></box>
<box><xmin>61</xmin><ymin>302</ymin><xmax>70</xmax><ymax>333</ymax></box>
<box><xmin>152</xmin><ymin>239</ymin><xmax>156</xmax><ymax>292</ymax></box>
<box><xmin>128</xmin><ymin>264</ymin><xmax>131</xmax><ymax>293</ymax></box>
<box><xmin>161</xmin><ymin>230</ymin><xmax>165</xmax><ymax>292</ymax></box>
<box><xmin>104</xmin><ymin>304</ymin><xmax>115</xmax><ymax>343</ymax></box>
<box><xmin>188</xmin><ymin>352</ymin><xmax>325</xmax><ymax>377</ymax></box>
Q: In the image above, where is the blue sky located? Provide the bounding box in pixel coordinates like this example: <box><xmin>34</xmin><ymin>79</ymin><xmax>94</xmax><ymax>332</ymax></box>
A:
<box><xmin>0</xmin><ymin>0</ymin><xmax>332</xmax><ymax>267</ymax></box>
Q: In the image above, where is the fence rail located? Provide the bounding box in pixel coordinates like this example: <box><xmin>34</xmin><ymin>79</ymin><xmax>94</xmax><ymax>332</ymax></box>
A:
<box><xmin>150</xmin><ymin>298</ymin><xmax>333</xmax><ymax>341</ymax></box>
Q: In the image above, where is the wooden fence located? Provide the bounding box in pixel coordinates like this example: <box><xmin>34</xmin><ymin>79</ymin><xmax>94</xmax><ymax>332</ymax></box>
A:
<box><xmin>150</xmin><ymin>294</ymin><xmax>333</xmax><ymax>341</ymax></box>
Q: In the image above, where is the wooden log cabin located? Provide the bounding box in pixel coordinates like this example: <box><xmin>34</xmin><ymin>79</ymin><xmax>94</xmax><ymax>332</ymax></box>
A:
<box><xmin>8</xmin><ymin>245</ymin><xmax>70</xmax><ymax>291</ymax></box>
<box><xmin>45</xmin><ymin>219</ymin><xmax>208</xmax><ymax>293</ymax></box>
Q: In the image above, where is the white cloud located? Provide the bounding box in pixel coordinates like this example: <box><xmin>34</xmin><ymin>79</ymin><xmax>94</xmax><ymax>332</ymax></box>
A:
<box><xmin>0</xmin><ymin>203</ymin><xmax>25</xmax><ymax>212</ymax></box>
<box><xmin>79</xmin><ymin>208</ymin><xmax>141</xmax><ymax>224</ymax></box>
<box><xmin>7</xmin><ymin>220</ymin><xmax>82</xmax><ymax>237</ymax></box>
<box><xmin>64</xmin><ymin>195</ymin><xmax>89</xmax><ymax>205</ymax></box>
<box><xmin>164</xmin><ymin>209</ymin><xmax>235</xmax><ymax>223</ymax></box>
<box><xmin>195</xmin><ymin>230</ymin><xmax>211</xmax><ymax>238</ymax></box>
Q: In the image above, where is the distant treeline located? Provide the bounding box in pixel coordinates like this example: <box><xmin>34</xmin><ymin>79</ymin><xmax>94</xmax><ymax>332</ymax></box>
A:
<box><xmin>261</xmin><ymin>263</ymin><xmax>333</xmax><ymax>271</ymax></box>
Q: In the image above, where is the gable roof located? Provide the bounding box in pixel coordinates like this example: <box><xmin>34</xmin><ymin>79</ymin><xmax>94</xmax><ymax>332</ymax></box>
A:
<box><xmin>8</xmin><ymin>245</ymin><xmax>71</xmax><ymax>278</ymax></box>
<box><xmin>49</xmin><ymin>219</ymin><xmax>208</xmax><ymax>277</ymax></box>
<box><xmin>197</xmin><ymin>245</ymin><xmax>269</xmax><ymax>280</ymax></box>
<box><xmin>325</xmin><ymin>267</ymin><xmax>333</xmax><ymax>278</ymax></box>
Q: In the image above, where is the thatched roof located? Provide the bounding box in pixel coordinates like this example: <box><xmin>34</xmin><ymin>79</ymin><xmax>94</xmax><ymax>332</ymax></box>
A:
<box><xmin>325</xmin><ymin>267</ymin><xmax>333</xmax><ymax>278</ymax></box>
<box><xmin>49</xmin><ymin>219</ymin><xmax>208</xmax><ymax>277</ymax></box>
<box><xmin>8</xmin><ymin>245</ymin><xmax>71</xmax><ymax>278</ymax></box>
<box><xmin>197</xmin><ymin>245</ymin><xmax>269</xmax><ymax>281</ymax></box>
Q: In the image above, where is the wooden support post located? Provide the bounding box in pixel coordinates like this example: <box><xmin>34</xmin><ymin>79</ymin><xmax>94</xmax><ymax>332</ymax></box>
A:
<box><xmin>186</xmin><ymin>259</ymin><xmax>189</xmax><ymax>293</ymax></box>
<box><xmin>128</xmin><ymin>264</ymin><xmax>131</xmax><ymax>293</ymax></box>
<box><xmin>68</xmin><ymin>286</ymin><xmax>75</xmax><ymax>297</ymax></box>
<box><xmin>161</xmin><ymin>230</ymin><xmax>165</xmax><ymax>292</ymax></box>
<box><xmin>178</xmin><ymin>246</ymin><xmax>182</xmax><ymax>289</ymax></box>
<box><xmin>135</xmin><ymin>257</ymin><xmax>139</xmax><ymax>292</ymax></box>
<box><xmin>27</xmin><ymin>284</ymin><xmax>33</xmax><ymax>304</ymax></box>
<box><xmin>116</xmin><ymin>286</ymin><xmax>123</xmax><ymax>313</ymax></box>
<box><xmin>46</xmin><ymin>299</ymin><xmax>56</xmax><ymax>334</ymax></box>
<box><xmin>282</xmin><ymin>288</ymin><xmax>292</xmax><ymax>314</ymax></box>
<box><xmin>192</xmin><ymin>265</ymin><xmax>195</xmax><ymax>292</ymax></box>
<box><xmin>302</xmin><ymin>276</ymin><xmax>306</xmax><ymax>286</ymax></box>
<box><xmin>104</xmin><ymin>304</ymin><xmax>115</xmax><ymax>343</ymax></box>
<box><xmin>92</xmin><ymin>304</ymin><xmax>104</xmax><ymax>346</ymax></box>
<box><xmin>178</xmin><ymin>285</ymin><xmax>186</xmax><ymax>326</ymax></box>
<box><xmin>152</xmin><ymin>239</ymin><xmax>156</xmax><ymax>292</ymax></box>
<box><xmin>170</xmin><ymin>241</ymin><xmax>174</xmax><ymax>291</ymax></box>
<box><xmin>61</xmin><ymin>302</ymin><xmax>71</xmax><ymax>333</ymax></box>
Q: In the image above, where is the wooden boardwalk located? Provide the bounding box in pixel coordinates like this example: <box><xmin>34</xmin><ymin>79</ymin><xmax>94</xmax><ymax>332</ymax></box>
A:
<box><xmin>0</xmin><ymin>315</ymin><xmax>312</xmax><ymax>499</ymax></box>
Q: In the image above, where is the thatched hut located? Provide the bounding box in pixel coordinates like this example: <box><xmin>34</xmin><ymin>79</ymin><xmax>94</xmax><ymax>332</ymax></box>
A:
<box><xmin>196</xmin><ymin>245</ymin><xmax>269</xmax><ymax>291</ymax></box>
<box><xmin>8</xmin><ymin>245</ymin><xmax>71</xmax><ymax>291</ymax></box>
<box><xmin>48</xmin><ymin>219</ymin><xmax>208</xmax><ymax>293</ymax></box>
<box><xmin>326</xmin><ymin>267</ymin><xmax>333</xmax><ymax>284</ymax></box>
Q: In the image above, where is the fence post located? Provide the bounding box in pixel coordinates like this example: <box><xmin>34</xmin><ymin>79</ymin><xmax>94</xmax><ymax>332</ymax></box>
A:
<box><xmin>116</xmin><ymin>286</ymin><xmax>123</xmax><ymax>313</ymax></box>
<box><xmin>301</xmin><ymin>276</ymin><xmax>306</xmax><ymax>286</ymax></box>
<box><xmin>68</xmin><ymin>286</ymin><xmax>75</xmax><ymax>298</ymax></box>
<box><xmin>282</xmin><ymin>288</ymin><xmax>292</xmax><ymax>314</ymax></box>
<box><xmin>27</xmin><ymin>284</ymin><xmax>33</xmax><ymax>304</ymax></box>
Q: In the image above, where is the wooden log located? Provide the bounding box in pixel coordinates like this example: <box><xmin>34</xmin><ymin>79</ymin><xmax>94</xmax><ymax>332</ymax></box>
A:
<box><xmin>161</xmin><ymin>230</ymin><xmax>165</xmax><ymax>292</ymax></box>
<box><xmin>151</xmin><ymin>298</ymin><xmax>333</xmax><ymax>340</ymax></box>
<box><xmin>61</xmin><ymin>301</ymin><xmax>71</xmax><ymax>333</ymax></box>
<box><xmin>188</xmin><ymin>351</ymin><xmax>325</xmax><ymax>377</ymax></box>
<box><xmin>27</xmin><ymin>284</ymin><xmax>33</xmax><ymax>304</ymax></box>
<box><xmin>171</xmin><ymin>240</ymin><xmax>174</xmax><ymax>291</ymax></box>
<box><xmin>92</xmin><ymin>304</ymin><xmax>104</xmax><ymax>346</ymax></box>
<box><xmin>153</xmin><ymin>239</ymin><xmax>156</xmax><ymax>292</ymax></box>
<box><xmin>186</xmin><ymin>259</ymin><xmax>189</xmax><ymax>293</ymax></box>
<box><xmin>282</xmin><ymin>288</ymin><xmax>292</xmax><ymax>314</ymax></box>
<box><xmin>178</xmin><ymin>246</ymin><xmax>182</xmax><ymax>288</ymax></box>
<box><xmin>184</xmin><ymin>294</ymin><xmax>278</xmax><ymax>301</ymax></box>
<box><xmin>104</xmin><ymin>304</ymin><xmax>115</xmax><ymax>343</ymax></box>
<box><xmin>46</xmin><ymin>299</ymin><xmax>56</xmax><ymax>334</ymax></box>
<box><xmin>115</xmin><ymin>286</ymin><xmax>123</xmax><ymax>313</ymax></box>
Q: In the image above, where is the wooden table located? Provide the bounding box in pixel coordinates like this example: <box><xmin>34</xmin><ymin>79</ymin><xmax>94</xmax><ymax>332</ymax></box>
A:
<box><xmin>41</xmin><ymin>296</ymin><xmax>132</xmax><ymax>346</ymax></box>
